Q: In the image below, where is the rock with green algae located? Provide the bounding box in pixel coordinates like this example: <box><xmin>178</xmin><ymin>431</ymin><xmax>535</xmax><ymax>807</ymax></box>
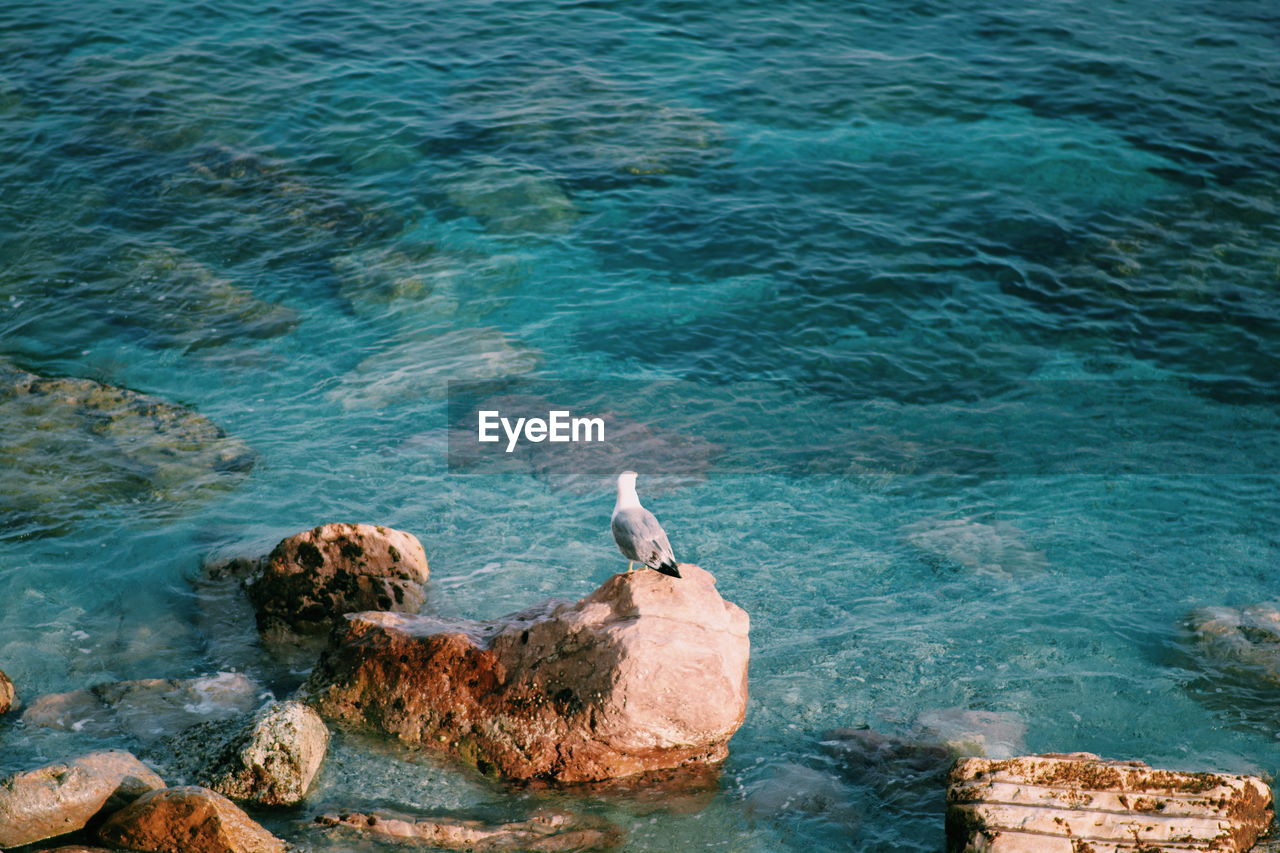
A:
<box><xmin>0</xmin><ymin>360</ymin><xmax>253</xmax><ymax>534</ymax></box>
<box><xmin>160</xmin><ymin>700</ymin><xmax>329</xmax><ymax>807</ymax></box>
<box><xmin>326</xmin><ymin>326</ymin><xmax>541</xmax><ymax>410</ymax></box>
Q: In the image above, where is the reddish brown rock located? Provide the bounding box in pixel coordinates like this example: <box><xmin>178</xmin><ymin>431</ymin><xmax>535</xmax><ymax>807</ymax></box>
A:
<box><xmin>304</xmin><ymin>564</ymin><xmax>748</xmax><ymax>783</ymax></box>
<box><xmin>21</xmin><ymin>672</ymin><xmax>260</xmax><ymax>740</ymax></box>
<box><xmin>0</xmin><ymin>750</ymin><xmax>165</xmax><ymax>848</ymax></box>
<box><xmin>245</xmin><ymin>522</ymin><xmax>429</xmax><ymax>640</ymax></box>
<box><xmin>946</xmin><ymin>752</ymin><xmax>1273</xmax><ymax>853</ymax></box>
<box><xmin>95</xmin><ymin>786</ymin><xmax>286</xmax><ymax>853</ymax></box>
<box><xmin>0</xmin><ymin>669</ymin><xmax>14</xmax><ymax>714</ymax></box>
<box><xmin>32</xmin><ymin>847</ymin><xmax>116</xmax><ymax>852</ymax></box>
<box><xmin>315</xmin><ymin>810</ymin><xmax>622</xmax><ymax>851</ymax></box>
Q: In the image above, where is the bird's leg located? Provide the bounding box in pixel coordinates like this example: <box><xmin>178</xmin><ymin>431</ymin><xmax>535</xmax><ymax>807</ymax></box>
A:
<box><xmin>626</xmin><ymin>560</ymin><xmax>634</xmax><ymax>574</ymax></box>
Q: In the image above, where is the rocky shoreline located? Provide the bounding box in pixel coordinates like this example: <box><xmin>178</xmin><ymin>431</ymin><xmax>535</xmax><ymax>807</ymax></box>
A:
<box><xmin>2</xmin><ymin>522</ymin><xmax>1278</xmax><ymax>851</ymax></box>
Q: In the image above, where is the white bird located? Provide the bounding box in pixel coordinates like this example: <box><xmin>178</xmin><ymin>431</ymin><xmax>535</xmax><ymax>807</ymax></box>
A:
<box><xmin>611</xmin><ymin>471</ymin><xmax>681</xmax><ymax>578</ymax></box>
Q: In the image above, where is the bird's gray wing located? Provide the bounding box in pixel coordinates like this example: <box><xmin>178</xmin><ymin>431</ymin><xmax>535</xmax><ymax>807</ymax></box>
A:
<box><xmin>611</xmin><ymin>507</ymin><xmax>675</xmax><ymax>568</ymax></box>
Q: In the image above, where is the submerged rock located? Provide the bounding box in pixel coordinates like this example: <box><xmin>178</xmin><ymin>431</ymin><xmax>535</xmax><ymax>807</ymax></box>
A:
<box><xmin>1186</xmin><ymin>603</ymin><xmax>1280</xmax><ymax>686</ymax></box>
<box><xmin>22</xmin><ymin>672</ymin><xmax>261</xmax><ymax>741</ymax></box>
<box><xmin>170</xmin><ymin>700</ymin><xmax>329</xmax><ymax>807</ymax></box>
<box><xmin>0</xmin><ymin>668</ymin><xmax>14</xmax><ymax>713</ymax></box>
<box><xmin>915</xmin><ymin>708</ymin><xmax>1026</xmax><ymax>760</ymax></box>
<box><xmin>326</xmin><ymin>326</ymin><xmax>541</xmax><ymax>410</ymax></box>
<box><xmin>439</xmin><ymin>160</ymin><xmax>577</xmax><ymax>235</ymax></box>
<box><xmin>304</xmin><ymin>564</ymin><xmax>749</xmax><ymax>782</ymax></box>
<box><xmin>96</xmin><ymin>786</ymin><xmax>287</xmax><ymax>853</ymax></box>
<box><xmin>946</xmin><ymin>753</ymin><xmax>1272</xmax><ymax>853</ymax></box>
<box><xmin>315</xmin><ymin>810</ymin><xmax>622</xmax><ymax>851</ymax></box>
<box><xmin>0</xmin><ymin>750</ymin><xmax>165</xmax><ymax>848</ymax></box>
<box><xmin>743</xmin><ymin>762</ymin><xmax>859</xmax><ymax>827</ymax></box>
<box><xmin>98</xmin><ymin>244</ymin><xmax>297</xmax><ymax>350</ymax></box>
<box><xmin>246</xmin><ymin>523</ymin><xmax>429</xmax><ymax>643</ymax></box>
<box><xmin>0</xmin><ymin>360</ymin><xmax>254</xmax><ymax>534</ymax></box>
<box><xmin>331</xmin><ymin>241</ymin><xmax>521</xmax><ymax>324</ymax></box>
<box><xmin>900</xmin><ymin>517</ymin><xmax>1047</xmax><ymax>579</ymax></box>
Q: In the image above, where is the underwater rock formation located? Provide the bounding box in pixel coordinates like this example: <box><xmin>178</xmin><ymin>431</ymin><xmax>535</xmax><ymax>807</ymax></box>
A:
<box><xmin>167</xmin><ymin>700</ymin><xmax>329</xmax><ymax>807</ymax></box>
<box><xmin>304</xmin><ymin>564</ymin><xmax>749</xmax><ymax>782</ymax></box>
<box><xmin>1186</xmin><ymin>603</ymin><xmax>1280</xmax><ymax>686</ymax></box>
<box><xmin>946</xmin><ymin>753</ymin><xmax>1272</xmax><ymax>853</ymax></box>
<box><xmin>22</xmin><ymin>672</ymin><xmax>261</xmax><ymax>741</ymax></box>
<box><xmin>0</xmin><ymin>750</ymin><xmax>165</xmax><ymax>848</ymax></box>
<box><xmin>314</xmin><ymin>809</ymin><xmax>622</xmax><ymax>851</ymax></box>
<box><xmin>0</xmin><ymin>360</ymin><xmax>254</xmax><ymax>534</ymax></box>
<box><xmin>245</xmin><ymin>522</ymin><xmax>430</xmax><ymax>642</ymax></box>
<box><xmin>326</xmin><ymin>326</ymin><xmax>541</xmax><ymax>410</ymax></box>
<box><xmin>96</xmin><ymin>786</ymin><xmax>286</xmax><ymax>853</ymax></box>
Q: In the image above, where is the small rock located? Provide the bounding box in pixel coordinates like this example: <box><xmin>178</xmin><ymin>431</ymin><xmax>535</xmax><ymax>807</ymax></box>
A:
<box><xmin>191</xmin><ymin>700</ymin><xmax>329</xmax><ymax>806</ymax></box>
<box><xmin>315</xmin><ymin>809</ymin><xmax>621</xmax><ymax>851</ymax></box>
<box><xmin>0</xmin><ymin>750</ymin><xmax>165</xmax><ymax>848</ymax></box>
<box><xmin>946</xmin><ymin>753</ymin><xmax>1272</xmax><ymax>853</ymax></box>
<box><xmin>304</xmin><ymin>564</ymin><xmax>749</xmax><ymax>782</ymax></box>
<box><xmin>0</xmin><ymin>668</ymin><xmax>14</xmax><ymax>713</ymax></box>
<box><xmin>96</xmin><ymin>786</ymin><xmax>287</xmax><ymax>853</ymax></box>
<box><xmin>22</xmin><ymin>672</ymin><xmax>260</xmax><ymax>740</ymax></box>
<box><xmin>246</xmin><ymin>523</ymin><xmax>429</xmax><ymax>641</ymax></box>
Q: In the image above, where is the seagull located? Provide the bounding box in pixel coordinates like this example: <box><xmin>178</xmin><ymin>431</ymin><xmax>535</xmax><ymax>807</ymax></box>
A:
<box><xmin>611</xmin><ymin>470</ymin><xmax>682</xmax><ymax>578</ymax></box>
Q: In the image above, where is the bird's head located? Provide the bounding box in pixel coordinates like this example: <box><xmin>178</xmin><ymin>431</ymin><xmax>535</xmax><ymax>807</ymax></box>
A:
<box><xmin>618</xmin><ymin>470</ymin><xmax>638</xmax><ymax>488</ymax></box>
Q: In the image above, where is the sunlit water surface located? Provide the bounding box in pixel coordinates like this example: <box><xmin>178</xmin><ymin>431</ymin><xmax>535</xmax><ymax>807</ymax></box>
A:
<box><xmin>2</xmin><ymin>0</ymin><xmax>1279</xmax><ymax>849</ymax></box>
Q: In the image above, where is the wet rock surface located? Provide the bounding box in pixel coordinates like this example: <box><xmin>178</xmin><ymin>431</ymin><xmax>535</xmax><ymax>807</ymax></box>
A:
<box><xmin>21</xmin><ymin>672</ymin><xmax>261</xmax><ymax>741</ymax></box>
<box><xmin>0</xmin><ymin>750</ymin><xmax>165</xmax><ymax>848</ymax></box>
<box><xmin>314</xmin><ymin>809</ymin><xmax>623</xmax><ymax>851</ymax></box>
<box><xmin>246</xmin><ymin>522</ymin><xmax>429</xmax><ymax>642</ymax></box>
<box><xmin>0</xmin><ymin>360</ymin><xmax>253</xmax><ymax>534</ymax></box>
<box><xmin>167</xmin><ymin>700</ymin><xmax>329</xmax><ymax>807</ymax></box>
<box><xmin>0</xmin><ymin>668</ymin><xmax>14</xmax><ymax>714</ymax></box>
<box><xmin>1186</xmin><ymin>603</ymin><xmax>1280</xmax><ymax>686</ymax></box>
<box><xmin>96</xmin><ymin>786</ymin><xmax>287</xmax><ymax>853</ymax></box>
<box><xmin>304</xmin><ymin>564</ymin><xmax>749</xmax><ymax>782</ymax></box>
<box><xmin>946</xmin><ymin>753</ymin><xmax>1273</xmax><ymax>853</ymax></box>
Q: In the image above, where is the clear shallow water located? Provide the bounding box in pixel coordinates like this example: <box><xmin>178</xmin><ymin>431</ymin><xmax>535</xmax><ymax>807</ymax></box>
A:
<box><xmin>1</xmin><ymin>0</ymin><xmax>1279</xmax><ymax>850</ymax></box>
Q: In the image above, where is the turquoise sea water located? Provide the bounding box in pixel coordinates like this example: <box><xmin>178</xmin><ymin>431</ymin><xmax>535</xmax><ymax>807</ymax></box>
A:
<box><xmin>2</xmin><ymin>0</ymin><xmax>1279</xmax><ymax>849</ymax></box>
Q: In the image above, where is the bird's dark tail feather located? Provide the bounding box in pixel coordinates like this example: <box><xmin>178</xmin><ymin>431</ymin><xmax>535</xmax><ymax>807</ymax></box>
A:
<box><xmin>655</xmin><ymin>561</ymin><xmax>682</xmax><ymax>578</ymax></box>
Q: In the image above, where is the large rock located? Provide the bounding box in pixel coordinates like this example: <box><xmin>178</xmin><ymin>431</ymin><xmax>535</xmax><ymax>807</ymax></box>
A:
<box><xmin>0</xmin><ymin>360</ymin><xmax>253</xmax><ymax>534</ymax></box>
<box><xmin>96</xmin><ymin>786</ymin><xmax>286</xmax><ymax>853</ymax></box>
<box><xmin>304</xmin><ymin>564</ymin><xmax>749</xmax><ymax>782</ymax></box>
<box><xmin>185</xmin><ymin>700</ymin><xmax>329</xmax><ymax>806</ymax></box>
<box><xmin>0</xmin><ymin>668</ymin><xmax>14</xmax><ymax>713</ymax></box>
<box><xmin>0</xmin><ymin>750</ymin><xmax>165</xmax><ymax>848</ymax></box>
<box><xmin>314</xmin><ymin>810</ymin><xmax>621</xmax><ymax>851</ymax></box>
<box><xmin>245</xmin><ymin>523</ymin><xmax>429</xmax><ymax>641</ymax></box>
<box><xmin>946</xmin><ymin>753</ymin><xmax>1273</xmax><ymax>853</ymax></box>
<box><xmin>22</xmin><ymin>672</ymin><xmax>260</xmax><ymax>740</ymax></box>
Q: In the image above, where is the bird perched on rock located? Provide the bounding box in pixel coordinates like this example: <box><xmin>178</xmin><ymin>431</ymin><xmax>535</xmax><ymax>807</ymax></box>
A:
<box><xmin>611</xmin><ymin>470</ymin><xmax>681</xmax><ymax>578</ymax></box>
